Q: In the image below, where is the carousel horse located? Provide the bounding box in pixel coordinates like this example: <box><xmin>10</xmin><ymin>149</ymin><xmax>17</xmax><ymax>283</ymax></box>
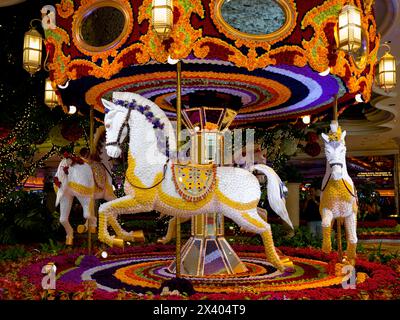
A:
<box><xmin>320</xmin><ymin>121</ymin><xmax>358</xmax><ymax>265</ymax></box>
<box><xmin>157</xmin><ymin>145</ymin><xmax>269</xmax><ymax>245</ymax></box>
<box><xmin>54</xmin><ymin>126</ymin><xmax>116</xmax><ymax>245</ymax></box>
<box><xmin>99</xmin><ymin>92</ymin><xmax>293</xmax><ymax>271</ymax></box>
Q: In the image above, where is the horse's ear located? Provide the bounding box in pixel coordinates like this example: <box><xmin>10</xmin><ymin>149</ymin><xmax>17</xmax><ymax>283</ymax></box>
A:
<box><xmin>321</xmin><ymin>133</ymin><xmax>330</xmax><ymax>144</ymax></box>
<box><xmin>101</xmin><ymin>98</ymin><xmax>115</xmax><ymax>113</ymax></box>
<box><xmin>341</xmin><ymin>130</ymin><xmax>347</xmax><ymax>142</ymax></box>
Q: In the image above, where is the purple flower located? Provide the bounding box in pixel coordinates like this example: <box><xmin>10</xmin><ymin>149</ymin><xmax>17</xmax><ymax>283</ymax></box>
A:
<box><xmin>78</xmin><ymin>255</ymin><xmax>100</xmax><ymax>268</ymax></box>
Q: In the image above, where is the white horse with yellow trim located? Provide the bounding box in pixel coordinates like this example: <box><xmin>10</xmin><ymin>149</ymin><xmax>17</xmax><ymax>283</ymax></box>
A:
<box><xmin>54</xmin><ymin>126</ymin><xmax>116</xmax><ymax>245</ymax></box>
<box><xmin>320</xmin><ymin>121</ymin><xmax>358</xmax><ymax>265</ymax></box>
<box><xmin>100</xmin><ymin>92</ymin><xmax>293</xmax><ymax>271</ymax></box>
<box><xmin>157</xmin><ymin>144</ymin><xmax>269</xmax><ymax>244</ymax></box>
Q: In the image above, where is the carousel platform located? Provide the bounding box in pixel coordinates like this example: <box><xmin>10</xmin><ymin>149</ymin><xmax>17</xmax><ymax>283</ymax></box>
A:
<box><xmin>15</xmin><ymin>244</ymin><xmax>400</xmax><ymax>300</ymax></box>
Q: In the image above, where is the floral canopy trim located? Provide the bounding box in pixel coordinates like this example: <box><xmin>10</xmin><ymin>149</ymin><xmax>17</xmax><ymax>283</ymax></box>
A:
<box><xmin>45</xmin><ymin>0</ymin><xmax>379</xmax><ymax>103</ymax></box>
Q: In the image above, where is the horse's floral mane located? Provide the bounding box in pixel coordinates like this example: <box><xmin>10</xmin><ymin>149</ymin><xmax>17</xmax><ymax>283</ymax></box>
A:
<box><xmin>112</xmin><ymin>99</ymin><xmax>165</xmax><ymax>131</ymax></box>
<box><xmin>109</xmin><ymin>98</ymin><xmax>170</xmax><ymax>157</ymax></box>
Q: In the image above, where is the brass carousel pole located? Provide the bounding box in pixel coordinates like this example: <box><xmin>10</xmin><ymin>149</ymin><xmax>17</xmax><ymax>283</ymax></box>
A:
<box><xmin>333</xmin><ymin>94</ymin><xmax>338</xmax><ymax>123</ymax></box>
<box><xmin>88</xmin><ymin>105</ymin><xmax>94</xmax><ymax>255</ymax></box>
<box><xmin>175</xmin><ymin>60</ymin><xmax>182</xmax><ymax>277</ymax></box>
<box><xmin>333</xmin><ymin>94</ymin><xmax>343</xmax><ymax>261</ymax></box>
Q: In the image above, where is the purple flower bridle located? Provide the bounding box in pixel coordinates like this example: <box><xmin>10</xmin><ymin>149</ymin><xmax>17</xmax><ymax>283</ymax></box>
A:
<box><xmin>105</xmin><ymin>98</ymin><xmax>165</xmax><ymax>149</ymax></box>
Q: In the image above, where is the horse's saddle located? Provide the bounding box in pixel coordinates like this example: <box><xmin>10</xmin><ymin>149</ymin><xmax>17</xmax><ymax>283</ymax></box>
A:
<box><xmin>172</xmin><ymin>162</ymin><xmax>217</xmax><ymax>202</ymax></box>
<box><xmin>90</xmin><ymin>161</ymin><xmax>107</xmax><ymax>190</ymax></box>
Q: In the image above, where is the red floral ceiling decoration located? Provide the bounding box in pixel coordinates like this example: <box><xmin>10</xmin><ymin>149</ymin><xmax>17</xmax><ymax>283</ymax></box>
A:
<box><xmin>43</xmin><ymin>0</ymin><xmax>379</xmax><ymax>108</ymax></box>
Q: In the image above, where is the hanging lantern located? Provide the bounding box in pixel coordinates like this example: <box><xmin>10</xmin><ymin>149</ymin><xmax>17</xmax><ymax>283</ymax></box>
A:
<box><xmin>22</xmin><ymin>26</ymin><xmax>43</xmax><ymax>75</ymax></box>
<box><xmin>44</xmin><ymin>78</ymin><xmax>58</xmax><ymax>108</ymax></box>
<box><xmin>378</xmin><ymin>46</ymin><xmax>397</xmax><ymax>92</ymax></box>
<box><xmin>151</xmin><ymin>0</ymin><xmax>173</xmax><ymax>39</ymax></box>
<box><xmin>338</xmin><ymin>4</ymin><xmax>362</xmax><ymax>52</ymax></box>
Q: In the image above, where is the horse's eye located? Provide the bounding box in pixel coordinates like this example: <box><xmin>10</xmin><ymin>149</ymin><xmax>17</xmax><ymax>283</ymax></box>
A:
<box><xmin>105</xmin><ymin>123</ymin><xmax>111</xmax><ymax>129</ymax></box>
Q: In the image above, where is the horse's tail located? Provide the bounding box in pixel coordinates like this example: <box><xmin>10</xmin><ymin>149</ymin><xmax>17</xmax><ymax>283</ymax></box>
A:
<box><xmin>55</xmin><ymin>158</ymin><xmax>72</xmax><ymax>206</ymax></box>
<box><xmin>249</xmin><ymin>164</ymin><xmax>293</xmax><ymax>229</ymax></box>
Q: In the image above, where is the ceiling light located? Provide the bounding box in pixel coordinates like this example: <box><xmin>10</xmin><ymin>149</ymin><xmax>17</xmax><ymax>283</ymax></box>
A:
<box><xmin>68</xmin><ymin>105</ymin><xmax>77</xmax><ymax>114</ymax></box>
<box><xmin>57</xmin><ymin>80</ymin><xmax>70</xmax><ymax>89</ymax></box>
<box><xmin>355</xmin><ymin>93</ymin><xmax>364</xmax><ymax>103</ymax></box>
<box><xmin>302</xmin><ymin>115</ymin><xmax>311</xmax><ymax>124</ymax></box>
<box><xmin>319</xmin><ymin>67</ymin><xmax>330</xmax><ymax>76</ymax></box>
<box><xmin>167</xmin><ymin>55</ymin><xmax>179</xmax><ymax>65</ymax></box>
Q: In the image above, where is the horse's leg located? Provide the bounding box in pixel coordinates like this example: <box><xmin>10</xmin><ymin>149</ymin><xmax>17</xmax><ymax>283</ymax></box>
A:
<box><xmin>345</xmin><ymin>212</ymin><xmax>358</xmax><ymax>266</ymax></box>
<box><xmin>321</xmin><ymin>208</ymin><xmax>334</xmax><ymax>253</ymax></box>
<box><xmin>76</xmin><ymin>195</ymin><xmax>97</xmax><ymax>234</ymax></box>
<box><xmin>98</xmin><ymin>195</ymin><xmax>148</xmax><ymax>247</ymax></box>
<box><xmin>100</xmin><ymin>192</ymin><xmax>134</xmax><ymax>241</ymax></box>
<box><xmin>104</xmin><ymin>181</ymin><xmax>116</xmax><ymax>202</ymax></box>
<box><xmin>224</xmin><ymin>207</ymin><xmax>286</xmax><ymax>271</ymax></box>
<box><xmin>239</xmin><ymin>207</ymin><xmax>267</xmax><ymax>233</ymax></box>
<box><xmin>59</xmin><ymin>195</ymin><xmax>74</xmax><ymax>245</ymax></box>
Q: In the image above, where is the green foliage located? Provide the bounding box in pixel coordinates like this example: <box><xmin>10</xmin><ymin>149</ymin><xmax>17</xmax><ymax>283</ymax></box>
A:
<box><xmin>357</xmin><ymin>243</ymin><xmax>366</xmax><ymax>254</ymax></box>
<box><xmin>358</xmin><ymin>226</ymin><xmax>400</xmax><ymax>233</ymax></box>
<box><xmin>122</xmin><ymin>219</ymin><xmax>158</xmax><ymax>230</ymax></box>
<box><xmin>272</xmin><ymin>225</ymin><xmax>321</xmax><ymax>248</ymax></box>
<box><xmin>367</xmin><ymin>242</ymin><xmax>400</xmax><ymax>264</ymax></box>
<box><xmin>255</xmin><ymin>123</ymin><xmax>307</xmax><ymax>173</ymax></box>
<box><xmin>229</xmin><ymin>224</ymin><xmax>322</xmax><ymax>248</ymax></box>
<box><xmin>0</xmin><ymin>190</ymin><xmax>62</xmax><ymax>244</ymax></box>
<box><xmin>0</xmin><ymin>245</ymin><xmax>31</xmax><ymax>261</ymax></box>
<box><xmin>39</xmin><ymin>239</ymin><xmax>67</xmax><ymax>255</ymax></box>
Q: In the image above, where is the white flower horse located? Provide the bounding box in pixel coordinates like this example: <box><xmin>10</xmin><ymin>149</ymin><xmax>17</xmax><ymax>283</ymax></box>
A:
<box><xmin>100</xmin><ymin>92</ymin><xmax>293</xmax><ymax>271</ymax></box>
<box><xmin>320</xmin><ymin>121</ymin><xmax>358</xmax><ymax>265</ymax></box>
<box><xmin>54</xmin><ymin>126</ymin><xmax>116</xmax><ymax>245</ymax></box>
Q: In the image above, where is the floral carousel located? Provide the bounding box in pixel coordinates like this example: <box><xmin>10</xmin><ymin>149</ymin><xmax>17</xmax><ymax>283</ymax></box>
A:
<box><xmin>1</xmin><ymin>0</ymin><xmax>399</xmax><ymax>303</ymax></box>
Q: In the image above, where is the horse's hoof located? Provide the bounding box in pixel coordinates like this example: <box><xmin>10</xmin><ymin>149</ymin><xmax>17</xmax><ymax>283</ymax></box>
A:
<box><xmin>66</xmin><ymin>237</ymin><xmax>73</xmax><ymax>246</ymax></box>
<box><xmin>157</xmin><ymin>238</ymin><xmax>168</xmax><ymax>245</ymax></box>
<box><xmin>89</xmin><ymin>226</ymin><xmax>97</xmax><ymax>234</ymax></box>
<box><xmin>342</xmin><ymin>256</ymin><xmax>356</xmax><ymax>266</ymax></box>
<box><xmin>132</xmin><ymin>230</ymin><xmax>145</xmax><ymax>243</ymax></box>
<box><xmin>77</xmin><ymin>224</ymin><xmax>87</xmax><ymax>234</ymax></box>
<box><xmin>113</xmin><ymin>238</ymin><xmax>124</xmax><ymax>248</ymax></box>
<box><xmin>280</xmin><ymin>257</ymin><xmax>294</xmax><ymax>269</ymax></box>
<box><xmin>322</xmin><ymin>247</ymin><xmax>331</xmax><ymax>254</ymax></box>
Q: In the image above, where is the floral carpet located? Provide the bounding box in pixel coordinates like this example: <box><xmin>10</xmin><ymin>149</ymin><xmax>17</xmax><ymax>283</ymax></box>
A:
<box><xmin>3</xmin><ymin>245</ymin><xmax>399</xmax><ymax>300</ymax></box>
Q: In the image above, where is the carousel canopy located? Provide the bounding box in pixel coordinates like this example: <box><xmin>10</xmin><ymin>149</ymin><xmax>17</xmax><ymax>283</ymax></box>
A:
<box><xmin>42</xmin><ymin>0</ymin><xmax>379</xmax><ymax>125</ymax></box>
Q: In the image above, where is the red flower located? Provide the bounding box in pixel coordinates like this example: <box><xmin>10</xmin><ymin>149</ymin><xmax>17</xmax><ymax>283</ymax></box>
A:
<box><xmin>305</xmin><ymin>142</ymin><xmax>321</xmax><ymax>157</ymax></box>
<box><xmin>53</xmin><ymin>176</ymin><xmax>61</xmax><ymax>188</ymax></box>
<box><xmin>358</xmin><ymin>219</ymin><xmax>397</xmax><ymax>229</ymax></box>
<box><xmin>306</xmin><ymin>132</ymin><xmax>319</xmax><ymax>143</ymax></box>
<box><xmin>62</xmin><ymin>166</ymin><xmax>69</xmax><ymax>175</ymax></box>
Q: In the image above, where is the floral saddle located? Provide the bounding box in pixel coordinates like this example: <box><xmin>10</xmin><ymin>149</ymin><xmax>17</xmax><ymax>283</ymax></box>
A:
<box><xmin>171</xmin><ymin>162</ymin><xmax>217</xmax><ymax>202</ymax></box>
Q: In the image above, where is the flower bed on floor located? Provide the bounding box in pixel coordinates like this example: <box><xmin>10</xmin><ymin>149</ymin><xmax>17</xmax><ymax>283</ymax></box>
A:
<box><xmin>358</xmin><ymin>220</ymin><xmax>398</xmax><ymax>229</ymax></box>
<box><xmin>358</xmin><ymin>233</ymin><xmax>400</xmax><ymax>240</ymax></box>
<box><xmin>0</xmin><ymin>244</ymin><xmax>399</xmax><ymax>300</ymax></box>
<box><xmin>357</xmin><ymin>220</ymin><xmax>399</xmax><ymax>240</ymax></box>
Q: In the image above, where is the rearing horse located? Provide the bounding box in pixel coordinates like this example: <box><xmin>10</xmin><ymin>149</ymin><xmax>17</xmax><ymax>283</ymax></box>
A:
<box><xmin>320</xmin><ymin>121</ymin><xmax>358</xmax><ymax>265</ymax></box>
<box><xmin>99</xmin><ymin>92</ymin><xmax>293</xmax><ymax>272</ymax></box>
